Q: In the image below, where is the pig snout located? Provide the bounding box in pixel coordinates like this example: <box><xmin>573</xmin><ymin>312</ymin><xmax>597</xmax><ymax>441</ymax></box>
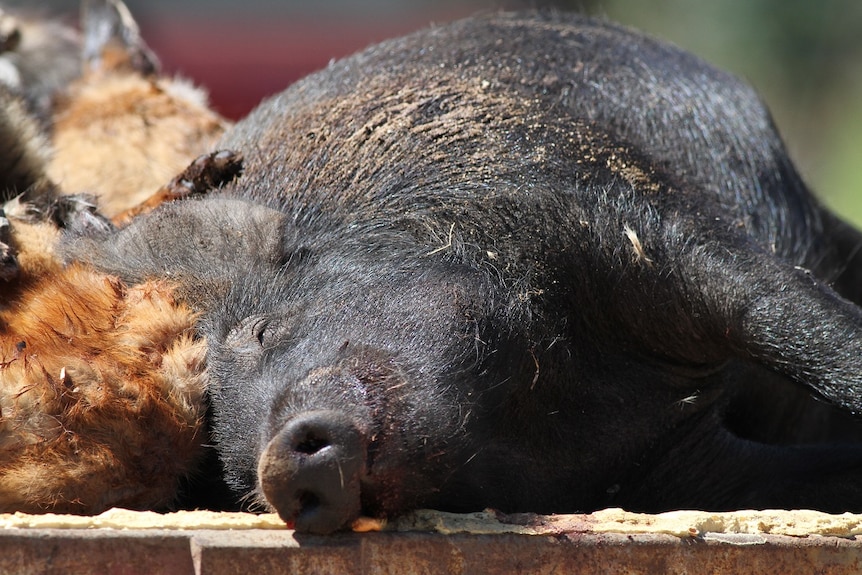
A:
<box><xmin>257</xmin><ymin>409</ymin><xmax>367</xmax><ymax>534</ymax></box>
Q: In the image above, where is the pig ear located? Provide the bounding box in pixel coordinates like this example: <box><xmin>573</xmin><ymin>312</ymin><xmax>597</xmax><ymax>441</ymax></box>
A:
<box><xmin>80</xmin><ymin>0</ymin><xmax>159</xmax><ymax>76</ymax></box>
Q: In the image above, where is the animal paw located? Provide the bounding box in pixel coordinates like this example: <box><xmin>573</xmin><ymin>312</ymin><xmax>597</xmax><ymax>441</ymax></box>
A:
<box><xmin>110</xmin><ymin>150</ymin><xmax>244</xmax><ymax>227</ymax></box>
<box><xmin>163</xmin><ymin>150</ymin><xmax>244</xmax><ymax>201</ymax></box>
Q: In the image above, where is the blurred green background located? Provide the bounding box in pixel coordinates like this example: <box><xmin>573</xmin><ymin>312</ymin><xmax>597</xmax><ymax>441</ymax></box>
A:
<box><xmin>594</xmin><ymin>1</ymin><xmax>862</xmax><ymax>228</ymax></box>
<box><xmin>14</xmin><ymin>0</ymin><xmax>862</xmax><ymax>225</ymax></box>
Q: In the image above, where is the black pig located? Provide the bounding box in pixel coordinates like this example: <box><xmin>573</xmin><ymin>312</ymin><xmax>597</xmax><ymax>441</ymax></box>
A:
<box><xmin>64</xmin><ymin>12</ymin><xmax>862</xmax><ymax>534</ymax></box>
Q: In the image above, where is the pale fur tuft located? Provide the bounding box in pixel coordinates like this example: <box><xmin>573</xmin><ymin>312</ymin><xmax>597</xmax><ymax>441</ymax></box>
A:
<box><xmin>48</xmin><ymin>72</ymin><xmax>229</xmax><ymax>216</ymax></box>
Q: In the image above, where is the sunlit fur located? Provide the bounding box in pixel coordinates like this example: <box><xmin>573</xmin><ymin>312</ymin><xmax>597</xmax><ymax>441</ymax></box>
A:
<box><xmin>49</xmin><ymin>75</ymin><xmax>227</xmax><ymax>217</ymax></box>
<box><xmin>0</xmin><ymin>211</ymin><xmax>207</xmax><ymax>513</ymax></box>
<box><xmin>45</xmin><ymin>6</ymin><xmax>229</xmax><ymax>217</ymax></box>
<box><xmin>0</xmin><ymin>0</ymin><xmax>225</xmax><ymax>514</ymax></box>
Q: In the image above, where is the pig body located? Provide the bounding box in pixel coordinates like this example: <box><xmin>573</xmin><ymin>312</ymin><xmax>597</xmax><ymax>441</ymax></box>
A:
<box><xmin>64</xmin><ymin>12</ymin><xmax>862</xmax><ymax>533</ymax></box>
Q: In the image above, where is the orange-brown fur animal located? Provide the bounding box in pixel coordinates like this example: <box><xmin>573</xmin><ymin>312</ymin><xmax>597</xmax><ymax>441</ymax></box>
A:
<box><xmin>0</xmin><ymin>0</ymin><xmax>228</xmax><ymax>513</ymax></box>
<box><xmin>0</xmin><ymin>204</ymin><xmax>207</xmax><ymax>513</ymax></box>
<box><xmin>47</xmin><ymin>0</ymin><xmax>229</xmax><ymax>217</ymax></box>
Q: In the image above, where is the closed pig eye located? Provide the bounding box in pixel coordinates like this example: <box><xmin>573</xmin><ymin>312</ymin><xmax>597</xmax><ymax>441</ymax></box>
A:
<box><xmin>252</xmin><ymin>316</ymin><xmax>270</xmax><ymax>346</ymax></box>
<box><xmin>224</xmin><ymin>314</ymin><xmax>271</xmax><ymax>353</ymax></box>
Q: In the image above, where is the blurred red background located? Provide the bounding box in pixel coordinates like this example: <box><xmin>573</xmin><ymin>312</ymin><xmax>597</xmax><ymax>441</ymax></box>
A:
<box><xmin>131</xmin><ymin>4</ymin><xmax>527</xmax><ymax>120</ymax></box>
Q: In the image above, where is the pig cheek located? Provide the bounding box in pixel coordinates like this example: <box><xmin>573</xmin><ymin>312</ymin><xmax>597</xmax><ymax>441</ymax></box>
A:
<box><xmin>358</xmin><ymin>412</ymin><xmax>460</xmax><ymax>517</ymax></box>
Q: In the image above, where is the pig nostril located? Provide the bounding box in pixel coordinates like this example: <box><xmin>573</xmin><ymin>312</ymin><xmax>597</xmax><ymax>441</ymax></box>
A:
<box><xmin>295</xmin><ymin>433</ymin><xmax>330</xmax><ymax>455</ymax></box>
<box><xmin>259</xmin><ymin>410</ymin><xmax>368</xmax><ymax>533</ymax></box>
